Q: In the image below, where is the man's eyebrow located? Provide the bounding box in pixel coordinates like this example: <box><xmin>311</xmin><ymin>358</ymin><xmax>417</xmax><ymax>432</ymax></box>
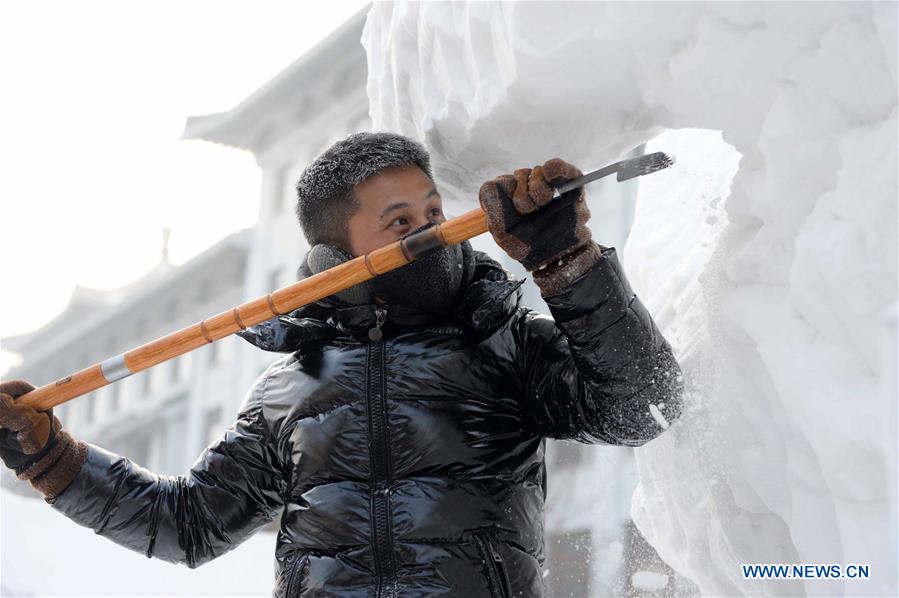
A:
<box><xmin>379</xmin><ymin>201</ymin><xmax>412</xmax><ymax>222</ymax></box>
<box><xmin>378</xmin><ymin>188</ymin><xmax>440</xmax><ymax>222</ymax></box>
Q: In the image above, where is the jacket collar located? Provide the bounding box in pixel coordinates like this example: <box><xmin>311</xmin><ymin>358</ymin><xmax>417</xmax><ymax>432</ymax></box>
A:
<box><xmin>237</xmin><ymin>243</ymin><xmax>525</xmax><ymax>352</ymax></box>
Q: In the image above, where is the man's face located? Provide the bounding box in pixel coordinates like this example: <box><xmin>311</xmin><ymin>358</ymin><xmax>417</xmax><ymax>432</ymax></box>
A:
<box><xmin>346</xmin><ymin>164</ymin><xmax>446</xmax><ymax>257</ymax></box>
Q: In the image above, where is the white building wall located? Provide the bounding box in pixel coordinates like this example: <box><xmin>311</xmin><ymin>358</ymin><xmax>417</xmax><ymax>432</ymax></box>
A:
<box><xmin>236</xmin><ymin>84</ymin><xmax>372</xmax><ymax>394</ymax></box>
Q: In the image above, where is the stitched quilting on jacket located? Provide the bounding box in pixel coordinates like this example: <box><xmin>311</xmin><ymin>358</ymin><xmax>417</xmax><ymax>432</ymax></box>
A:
<box><xmin>49</xmin><ymin>245</ymin><xmax>684</xmax><ymax>597</ymax></box>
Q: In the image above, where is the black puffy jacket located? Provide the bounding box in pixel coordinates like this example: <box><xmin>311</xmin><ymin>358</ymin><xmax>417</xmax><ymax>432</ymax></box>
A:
<box><xmin>49</xmin><ymin>243</ymin><xmax>683</xmax><ymax>597</ymax></box>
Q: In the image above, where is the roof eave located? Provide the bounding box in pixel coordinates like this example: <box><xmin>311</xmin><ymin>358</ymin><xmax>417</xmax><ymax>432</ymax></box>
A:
<box><xmin>181</xmin><ymin>4</ymin><xmax>370</xmax><ymax>154</ymax></box>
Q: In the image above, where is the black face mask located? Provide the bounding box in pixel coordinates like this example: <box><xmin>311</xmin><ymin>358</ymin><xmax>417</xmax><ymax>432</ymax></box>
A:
<box><xmin>371</xmin><ymin>222</ymin><xmax>466</xmax><ymax>314</ymax></box>
<box><xmin>303</xmin><ymin>222</ymin><xmax>469</xmax><ymax>315</ymax></box>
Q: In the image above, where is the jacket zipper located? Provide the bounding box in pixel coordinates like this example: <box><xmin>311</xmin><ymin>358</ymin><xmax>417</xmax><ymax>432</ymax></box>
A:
<box><xmin>368</xmin><ymin>306</ymin><xmax>387</xmax><ymax>342</ymax></box>
<box><xmin>367</xmin><ymin>306</ymin><xmax>396</xmax><ymax>597</ymax></box>
<box><xmin>474</xmin><ymin>532</ymin><xmax>512</xmax><ymax>598</ymax></box>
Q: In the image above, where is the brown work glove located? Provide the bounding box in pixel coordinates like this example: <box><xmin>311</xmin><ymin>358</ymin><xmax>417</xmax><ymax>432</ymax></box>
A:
<box><xmin>478</xmin><ymin>158</ymin><xmax>604</xmax><ymax>296</ymax></box>
<box><xmin>0</xmin><ymin>379</ymin><xmax>87</xmax><ymax>502</ymax></box>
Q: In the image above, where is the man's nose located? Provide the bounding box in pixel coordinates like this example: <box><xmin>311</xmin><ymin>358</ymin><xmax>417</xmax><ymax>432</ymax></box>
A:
<box><xmin>411</xmin><ymin>214</ymin><xmax>436</xmax><ymax>231</ymax></box>
<box><xmin>403</xmin><ymin>220</ymin><xmax>437</xmax><ymax>239</ymax></box>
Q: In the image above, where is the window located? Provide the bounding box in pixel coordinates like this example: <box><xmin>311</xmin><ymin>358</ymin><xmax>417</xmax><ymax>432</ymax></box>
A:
<box><xmin>260</xmin><ymin>518</ymin><xmax>281</xmax><ymax>534</ymax></box>
<box><xmin>104</xmin><ymin>337</ymin><xmax>122</xmax><ymax>411</ymax></box>
<box><xmin>170</xmin><ymin>355</ymin><xmax>182</xmax><ymax>382</ymax></box>
<box><xmin>83</xmin><ymin>393</ymin><xmax>96</xmax><ymax>425</ymax></box>
<box><xmin>109</xmin><ymin>379</ymin><xmax>122</xmax><ymax>411</ymax></box>
<box><xmin>141</xmin><ymin>369</ymin><xmax>152</xmax><ymax>397</ymax></box>
<box><xmin>208</xmin><ymin>341</ymin><xmax>219</xmax><ymax>367</ymax></box>
<box><xmin>552</xmin><ymin>439</ymin><xmax>584</xmax><ymax>470</ymax></box>
<box><xmin>547</xmin><ymin>529</ymin><xmax>593</xmax><ymax>597</ymax></box>
<box><xmin>268</xmin><ymin>265</ymin><xmax>285</xmax><ymax>293</ymax></box>
<box><xmin>203</xmin><ymin>406</ymin><xmax>224</xmax><ymax>446</ymax></box>
<box><xmin>276</xmin><ymin>165</ymin><xmax>291</xmax><ymax>211</ymax></box>
<box><xmin>121</xmin><ymin>432</ymin><xmax>152</xmax><ymax>468</ymax></box>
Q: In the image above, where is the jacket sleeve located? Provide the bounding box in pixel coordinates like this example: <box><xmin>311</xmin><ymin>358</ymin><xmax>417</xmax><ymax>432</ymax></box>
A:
<box><xmin>47</xmin><ymin>368</ymin><xmax>288</xmax><ymax>568</ymax></box>
<box><xmin>513</xmin><ymin>246</ymin><xmax>684</xmax><ymax>446</ymax></box>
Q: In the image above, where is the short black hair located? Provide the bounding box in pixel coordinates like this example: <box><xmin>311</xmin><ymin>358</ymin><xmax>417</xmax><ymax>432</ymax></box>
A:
<box><xmin>295</xmin><ymin>131</ymin><xmax>434</xmax><ymax>249</ymax></box>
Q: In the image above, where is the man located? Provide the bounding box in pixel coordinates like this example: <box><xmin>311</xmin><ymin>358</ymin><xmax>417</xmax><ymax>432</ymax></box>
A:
<box><xmin>0</xmin><ymin>131</ymin><xmax>683</xmax><ymax>597</ymax></box>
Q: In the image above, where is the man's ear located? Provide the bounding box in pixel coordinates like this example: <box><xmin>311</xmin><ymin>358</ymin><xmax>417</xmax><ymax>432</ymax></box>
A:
<box><xmin>307</xmin><ymin>244</ymin><xmax>354</xmax><ymax>271</ymax></box>
<box><xmin>306</xmin><ymin>244</ymin><xmax>374</xmax><ymax>305</ymax></box>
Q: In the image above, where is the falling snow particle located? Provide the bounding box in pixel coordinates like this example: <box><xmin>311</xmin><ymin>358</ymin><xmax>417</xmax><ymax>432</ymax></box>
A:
<box><xmin>648</xmin><ymin>404</ymin><xmax>669</xmax><ymax>429</ymax></box>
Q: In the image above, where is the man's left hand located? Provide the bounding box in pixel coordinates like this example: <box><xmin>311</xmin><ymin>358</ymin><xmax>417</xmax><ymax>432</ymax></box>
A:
<box><xmin>479</xmin><ymin>158</ymin><xmax>603</xmax><ymax>295</ymax></box>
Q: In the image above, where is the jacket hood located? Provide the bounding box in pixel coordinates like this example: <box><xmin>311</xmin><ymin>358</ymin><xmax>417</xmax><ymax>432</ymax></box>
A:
<box><xmin>237</xmin><ymin>242</ymin><xmax>525</xmax><ymax>352</ymax></box>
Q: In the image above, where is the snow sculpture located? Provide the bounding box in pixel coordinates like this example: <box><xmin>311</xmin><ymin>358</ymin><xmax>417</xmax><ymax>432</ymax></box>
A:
<box><xmin>362</xmin><ymin>2</ymin><xmax>898</xmax><ymax>596</ymax></box>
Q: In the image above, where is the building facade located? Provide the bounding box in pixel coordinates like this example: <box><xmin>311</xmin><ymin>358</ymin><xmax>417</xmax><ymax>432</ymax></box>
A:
<box><xmin>2</xmin><ymin>230</ymin><xmax>251</xmax><ymax>482</ymax></box>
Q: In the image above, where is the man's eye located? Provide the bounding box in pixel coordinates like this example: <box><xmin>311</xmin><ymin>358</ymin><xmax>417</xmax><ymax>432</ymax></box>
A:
<box><xmin>430</xmin><ymin>207</ymin><xmax>442</xmax><ymax>217</ymax></box>
<box><xmin>390</xmin><ymin>216</ymin><xmax>409</xmax><ymax>227</ymax></box>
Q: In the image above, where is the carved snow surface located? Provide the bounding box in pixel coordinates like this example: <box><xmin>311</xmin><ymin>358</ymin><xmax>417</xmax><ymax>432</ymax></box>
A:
<box><xmin>363</xmin><ymin>2</ymin><xmax>897</xmax><ymax>596</ymax></box>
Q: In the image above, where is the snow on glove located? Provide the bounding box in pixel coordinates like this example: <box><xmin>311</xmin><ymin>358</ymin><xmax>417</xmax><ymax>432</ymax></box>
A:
<box><xmin>0</xmin><ymin>379</ymin><xmax>87</xmax><ymax>502</ymax></box>
<box><xmin>478</xmin><ymin>157</ymin><xmax>604</xmax><ymax>296</ymax></box>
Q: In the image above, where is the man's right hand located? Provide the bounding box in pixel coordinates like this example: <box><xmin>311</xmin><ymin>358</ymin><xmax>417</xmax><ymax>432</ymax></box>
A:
<box><xmin>0</xmin><ymin>379</ymin><xmax>87</xmax><ymax>501</ymax></box>
<box><xmin>478</xmin><ymin>158</ymin><xmax>605</xmax><ymax>296</ymax></box>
